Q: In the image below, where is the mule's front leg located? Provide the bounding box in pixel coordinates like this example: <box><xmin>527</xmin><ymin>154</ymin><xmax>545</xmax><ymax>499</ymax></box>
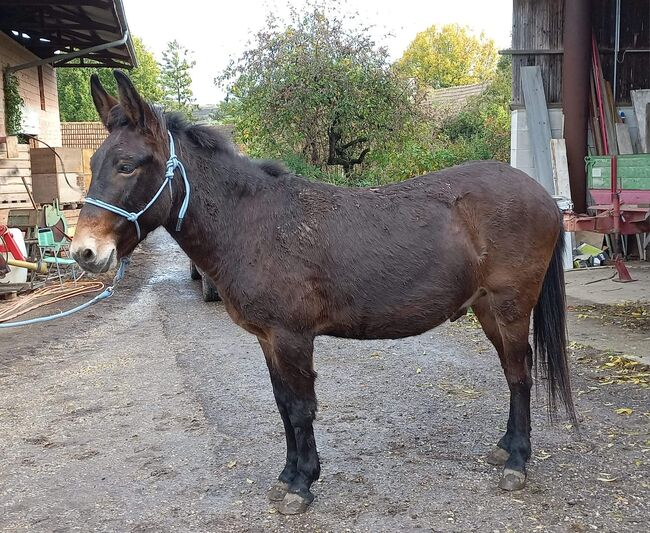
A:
<box><xmin>265</xmin><ymin>379</ymin><xmax>298</xmax><ymax>501</ymax></box>
<box><xmin>259</xmin><ymin>334</ymin><xmax>320</xmax><ymax>514</ymax></box>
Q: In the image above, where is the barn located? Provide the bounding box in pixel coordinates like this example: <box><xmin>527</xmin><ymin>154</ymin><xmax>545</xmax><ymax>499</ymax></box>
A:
<box><xmin>505</xmin><ymin>0</ymin><xmax>650</xmax><ymax>222</ymax></box>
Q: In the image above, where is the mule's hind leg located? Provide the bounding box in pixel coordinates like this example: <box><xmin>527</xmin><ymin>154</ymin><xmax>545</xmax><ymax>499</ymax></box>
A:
<box><xmin>474</xmin><ymin>297</ymin><xmax>533</xmax><ymax>490</ymax></box>
<box><xmin>474</xmin><ymin>300</ymin><xmax>534</xmax><ymax>468</ymax></box>
<box><xmin>473</xmin><ymin>300</ymin><xmax>510</xmax><ymax>465</ymax></box>
<box><xmin>258</xmin><ymin>332</ymin><xmax>320</xmax><ymax>514</ymax></box>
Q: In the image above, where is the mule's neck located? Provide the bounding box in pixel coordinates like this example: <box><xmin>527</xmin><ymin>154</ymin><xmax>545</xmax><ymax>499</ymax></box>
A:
<box><xmin>162</xmin><ymin>136</ymin><xmax>276</xmax><ymax>281</ymax></box>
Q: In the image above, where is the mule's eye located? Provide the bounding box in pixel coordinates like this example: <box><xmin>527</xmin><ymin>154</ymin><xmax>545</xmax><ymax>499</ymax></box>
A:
<box><xmin>118</xmin><ymin>163</ymin><xmax>136</xmax><ymax>175</ymax></box>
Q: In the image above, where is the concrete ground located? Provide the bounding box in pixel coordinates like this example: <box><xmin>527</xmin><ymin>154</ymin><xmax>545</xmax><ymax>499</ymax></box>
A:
<box><xmin>565</xmin><ymin>263</ymin><xmax>650</xmax><ymax>364</ymax></box>
<box><xmin>0</xmin><ymin>231</ymin><xmax>648</xmax><ymax>532</ymax></box>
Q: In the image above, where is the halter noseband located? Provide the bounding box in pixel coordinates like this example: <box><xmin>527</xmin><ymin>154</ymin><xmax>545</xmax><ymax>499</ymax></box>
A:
<box><xmin>85</xmin><ymin>131</ymin><xmax>191</xmax><ymax>240</ymax></box>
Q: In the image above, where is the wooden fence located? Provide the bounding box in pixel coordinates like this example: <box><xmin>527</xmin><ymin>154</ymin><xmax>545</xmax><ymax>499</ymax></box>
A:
<box><xmin>60</xmin><ymin>122</ymin><xmax>108</xmax><ymax>150</ymax></box>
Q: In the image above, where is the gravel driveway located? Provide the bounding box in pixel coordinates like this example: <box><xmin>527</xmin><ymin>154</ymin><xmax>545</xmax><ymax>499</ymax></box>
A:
<box><xmin>1</xmin><ymin>231</ymin><xmax>648</xmax><ymax>532</ymax></box>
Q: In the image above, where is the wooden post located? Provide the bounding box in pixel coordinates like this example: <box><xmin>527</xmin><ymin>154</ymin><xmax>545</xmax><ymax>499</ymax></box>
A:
<box><xmin>6</xmin><ymin>136</ymin><xmax>19</xmax><ymax>159</ymax></box>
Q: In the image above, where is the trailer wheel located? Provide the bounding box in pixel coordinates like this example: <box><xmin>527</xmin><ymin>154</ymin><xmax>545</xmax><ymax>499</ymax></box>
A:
<box><xmin>201</xmin><ymin>275</ymin><xmax>221</xmax><ymax>302</ymax></box>
<box><xmin>190</xmin><ymin>260</ymin><xmax>201</xmax><ymax>280</ymax></box>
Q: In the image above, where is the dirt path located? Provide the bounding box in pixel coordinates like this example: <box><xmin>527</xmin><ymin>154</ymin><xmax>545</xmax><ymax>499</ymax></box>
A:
<box><xmin>1</xmin><ymin>231</ymin><xmax>648</xmax><ymax>532</ymax></box>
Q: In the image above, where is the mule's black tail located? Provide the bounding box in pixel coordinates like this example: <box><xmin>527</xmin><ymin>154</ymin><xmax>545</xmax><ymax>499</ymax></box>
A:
<box><xmin>533</xmin><ymin>228</ymin><xmax>577</xmax><ymax>424</ymax></box>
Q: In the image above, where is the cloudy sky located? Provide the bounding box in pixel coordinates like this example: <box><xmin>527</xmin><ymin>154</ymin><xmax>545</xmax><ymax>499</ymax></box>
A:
<box><xmin>122</xmin><ymin>0</ymin><xmax>513</xmax><ymax>104</ymax></box>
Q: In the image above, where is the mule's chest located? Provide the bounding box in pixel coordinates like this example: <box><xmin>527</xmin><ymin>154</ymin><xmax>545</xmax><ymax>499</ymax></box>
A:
<box><xmin>219</xmin><ymin>295</ymin><xmax>270</xmax><ymax>340</ymax></box>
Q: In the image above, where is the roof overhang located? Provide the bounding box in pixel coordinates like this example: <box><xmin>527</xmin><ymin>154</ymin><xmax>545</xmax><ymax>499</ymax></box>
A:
<box><xmin>0</xmin><ymin>0</ymin><xmax>136</xmax><ymax>70</ymax></box>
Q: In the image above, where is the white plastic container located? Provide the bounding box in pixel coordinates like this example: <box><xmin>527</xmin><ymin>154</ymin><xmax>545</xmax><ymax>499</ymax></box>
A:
<box><xmin>0</xmin><ymin>228</ymin><xmax>28</xmax><ymax>284</ymax></box>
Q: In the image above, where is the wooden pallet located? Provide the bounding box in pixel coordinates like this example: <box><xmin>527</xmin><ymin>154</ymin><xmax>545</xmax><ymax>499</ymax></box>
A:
<box><xmin>1</xmin><ymin>138</ymin><xmax>33</xmax><ymax>206</ymax></box>
<box><xmin>0</xmin><ymin>198</ymin><xmax>31</xmax><ymax>207</ymax></box>
<box><xmin>0</xmin><ymin>139</ymin><xmax>30</xmax><ymax>159</ymax></box>
<box><xmin>0</xmin><ymin>283</ymin><xmax>30</xmax><ymax>300</ymax></box>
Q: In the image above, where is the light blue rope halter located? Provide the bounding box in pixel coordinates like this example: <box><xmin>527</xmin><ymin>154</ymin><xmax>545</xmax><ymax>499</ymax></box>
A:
<box><xmin>0</xmin><ymin>132</ymin><xmax>190</xmax><ymax>329</ymax></box>
<box><xmin>85</xmin><ymin>131</ymin><xmax>191</xmax><ymax>239</ymax></box>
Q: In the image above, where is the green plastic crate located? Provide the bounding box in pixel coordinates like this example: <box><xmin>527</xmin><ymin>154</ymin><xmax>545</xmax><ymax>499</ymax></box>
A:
<box><xmin>586</xmin><ymin>154</ymin><xmax>650</xmax><ymax>190</ymax></box>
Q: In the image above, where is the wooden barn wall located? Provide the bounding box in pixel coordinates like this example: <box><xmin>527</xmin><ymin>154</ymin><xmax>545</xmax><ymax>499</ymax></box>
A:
<box><xmin>511</xmin><ymin>0</ymin><xmax>564</xmax><ymax>106</ymax></box>
<box><xmin>594</xmin><ymin>0</ymin><xmax>650</xmax><ymax>104</ymax></box>
<box><xmin>510</xmin><ymin>0</ymin><xmax>649</xmax><ymax>106</ymax></box>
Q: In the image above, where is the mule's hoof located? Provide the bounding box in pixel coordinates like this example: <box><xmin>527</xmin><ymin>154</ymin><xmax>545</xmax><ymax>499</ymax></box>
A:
<box><xmin>486</xmin><ymin>446</ymin><xmax>510</xmax><ymax>466</ymax></box>
<box><xmin>277</xmin><ymin>491</ymin><xmax>314</xmax><ymax>515</ymax></box>
<box><xmin>498</xmin><ymin>468</ymin><xmax>526</xmax><ymax>491</ymax></box>
<box><xmin>267</xmin><ymin>481</ymin><xmax>289</xmax><ymax>502</ymax></box>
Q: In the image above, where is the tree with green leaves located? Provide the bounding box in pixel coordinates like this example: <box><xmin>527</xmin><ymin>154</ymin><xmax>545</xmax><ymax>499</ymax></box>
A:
<box><xmin>395</xmin><ymin>24</ymin><xmax>498</xmax><ymax>89</ymax></box>
<box><xmin>218</xmin><ymin>6</ymin><xmax>417</xmax><ymax>181</ymax></box>
<box><xmin>57</xmin><ymin>37</ymin><xmax>162</xmax><ymax>122</ymax></box>
<box><xmin>438</xmin><ymin>55</ymin><xmax>512</xmax><ymax>161</ymax></box>
<box><xmin>160</xmin><ymin>40</ymin><xmax>196</xmax><ymax>118</ymax></box>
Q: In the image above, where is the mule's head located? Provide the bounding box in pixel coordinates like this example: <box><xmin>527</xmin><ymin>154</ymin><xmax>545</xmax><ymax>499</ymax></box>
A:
<box><xmin>71</xmin><ymin>71</ymin><xmax>171</xmax><ymax>273</ymax></box>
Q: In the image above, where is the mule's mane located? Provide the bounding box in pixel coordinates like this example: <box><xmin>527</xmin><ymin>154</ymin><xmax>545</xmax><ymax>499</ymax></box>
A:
<box><xmin>107</xmin><ymin>102</ymin><xmax>290</xmax><ymax>181</ymax></box>
<box><xmin>162</xmin><ymin>110</ymin><xmax>291</xmax><ymax>180</ymax></box>
<box><xmin>106</xmin><ymin>104</ymin><xmax>236</xmax><ymax>155</ymax></box>
<box><xmin>165</xmin><ymin>111</ymin><xmax>237</xmax><ymax>156</ymax></box>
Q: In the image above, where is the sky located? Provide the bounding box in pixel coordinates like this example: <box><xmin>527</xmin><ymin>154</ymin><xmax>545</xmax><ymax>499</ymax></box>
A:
<box><xmin>122</xmin><ymin>0</ymin><xmax>513</xmax><ymax>105</ymax></box>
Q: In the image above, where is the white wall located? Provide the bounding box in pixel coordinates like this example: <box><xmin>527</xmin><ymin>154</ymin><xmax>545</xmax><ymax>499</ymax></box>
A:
<box><xmin>511</xmin><ymin>106</ymin><xmax>642</xmax><ymax>182</ymax></box>
<box><xmin>0</xmin><ymin>32</ymin><xmax>61</xmax><ymax>147</ymax></box>
<box><xmin>510</xmin><ymin>108</ymin><xmax>564</xmax><ymax>182</ymax></box>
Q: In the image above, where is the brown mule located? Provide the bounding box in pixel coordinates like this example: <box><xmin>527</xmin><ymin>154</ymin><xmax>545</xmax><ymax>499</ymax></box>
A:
<box><xmin>71</xmin><ymin>71</ymin><xmax>577</xmax><ymax>514</ymax></box>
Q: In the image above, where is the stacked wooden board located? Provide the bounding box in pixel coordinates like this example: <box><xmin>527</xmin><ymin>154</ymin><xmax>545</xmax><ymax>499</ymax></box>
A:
<box><xmin>1</xmin><ymin>139</ymin><xmax>94</xmax><ymax>264</ymax></box>
<box><xmin>631</xmin><ymin>90</ymin><xmax>650</xmax><ymax>154</ymax></box>
<box><xmin>29</xmin><ymin>147</ymin><xmax>91</xmax><ymax>206</ymax></box>
<box><xmin>585</xmin><ymin>40</ymin><xmax>650</xmax><ymax>208</ymax></box>
<box><xmin>0</xmin><ymin>138</ymin><xmax>33</xmax><ymax>208</ymax></box>
<box><xmin>589</xmin><ymin>40</ymin><xmax>649</xmax><ymax>157</ymax></box>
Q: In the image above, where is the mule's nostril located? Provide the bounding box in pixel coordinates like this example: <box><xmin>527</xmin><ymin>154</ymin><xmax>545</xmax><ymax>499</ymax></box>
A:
<box><xmin>81</xmin><ymin>248</ymin><xmax>96</xmax><ymax>262</ymax></box>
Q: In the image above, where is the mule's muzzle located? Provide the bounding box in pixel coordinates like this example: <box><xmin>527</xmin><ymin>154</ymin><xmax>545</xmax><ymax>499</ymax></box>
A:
<box><xmin>71</xmin><ymin>239</ymin><xmax>117</xmax><ymax>273</ymax></box>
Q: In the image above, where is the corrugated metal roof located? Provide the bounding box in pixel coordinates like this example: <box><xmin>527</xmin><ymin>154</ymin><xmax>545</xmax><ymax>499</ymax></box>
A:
<box><xmin>0</xmin><ymin>0</ymin><xmax>136</xmax><ymax>69</ymax></box>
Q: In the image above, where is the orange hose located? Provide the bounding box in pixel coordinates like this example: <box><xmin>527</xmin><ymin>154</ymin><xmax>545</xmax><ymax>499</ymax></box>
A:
<box><xmin>0</xmin><ymin>281</ymin><xmax>105</xmax><ymax>323</ymax></box>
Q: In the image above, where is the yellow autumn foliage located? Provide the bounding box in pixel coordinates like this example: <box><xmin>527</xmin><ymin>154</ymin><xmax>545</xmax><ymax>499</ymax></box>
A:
<box><xmin>395</xmin><ymin>24</ymin><xmax>498</xmax><ymax>88</ymax></box>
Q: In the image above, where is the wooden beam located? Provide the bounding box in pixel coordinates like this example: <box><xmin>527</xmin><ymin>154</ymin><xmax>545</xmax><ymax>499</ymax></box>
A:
<box><xmin>55</xmin><ymin>59</ymin><xmax>131</xmax><ymax>69</ymax></box>
<box><xmin>6</xmin><ymin>136</ymin><xmax>19</xmax><ymax>159</ymax></box>
<box><xmin>647</xmin><ymin>102</ymin><xmax>650</xmax><ymax>155</ymax></box>
<box><xmin>520</xmin><ymin>66</ymin><xmax>555</xmax><ymax>195</ymax></box>
<box><xmin>0</xmin><ymin>20</ymin><xmax>116</xmax><ymax>32</ymax></box>
<box><xmin>500</xmin><ymin>49</ymin><xmax>564</xmax><ymax>55</ymax></box>
<box><xmin>630</xmin><ymin>90</ymin><xmax>650</xmax><ymax>153</ymax></box>
<box><xmin>615</xmin><ymin>123</ymin><xmax>634</xmax><ymax>154</ymax></box>
<box><xmin>550</xmin><ymin>139</ymin><xmax>571</xmax><ymax>198</ymax></box>
<box><xmin>0</xmin><ymin>1</ymin><xmax>110</xmax><ymax>7</ymax></box>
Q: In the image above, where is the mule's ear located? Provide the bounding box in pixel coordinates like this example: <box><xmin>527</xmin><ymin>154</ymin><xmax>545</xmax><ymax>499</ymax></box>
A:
<box><xmin>90</xmin><ymin>74</ymin><xmax>118</xmax><ymax>129</ymax></box>
<box><xmin>114</xmin><ymin>69</ymin><xmax>148</xmax><ymax>130</ymax></box>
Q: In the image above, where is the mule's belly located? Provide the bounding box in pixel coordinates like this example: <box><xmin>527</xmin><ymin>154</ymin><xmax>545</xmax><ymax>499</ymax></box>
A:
<box><xmin>322</xmin><ymin>309</ymin><xmax>451</xmax><ymax>340</ymax></box>
<box><xmin>318</xmin><ymin>271</ymin><xmax>475</xmax><ymax>340</ymax></box>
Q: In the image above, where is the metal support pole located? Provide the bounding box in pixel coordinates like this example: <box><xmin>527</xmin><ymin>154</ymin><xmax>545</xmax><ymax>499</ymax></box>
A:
<box><xmin>562</xmin><ymin>0</ymin><xmax>591</xmax><ymax>214</ymax></box>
